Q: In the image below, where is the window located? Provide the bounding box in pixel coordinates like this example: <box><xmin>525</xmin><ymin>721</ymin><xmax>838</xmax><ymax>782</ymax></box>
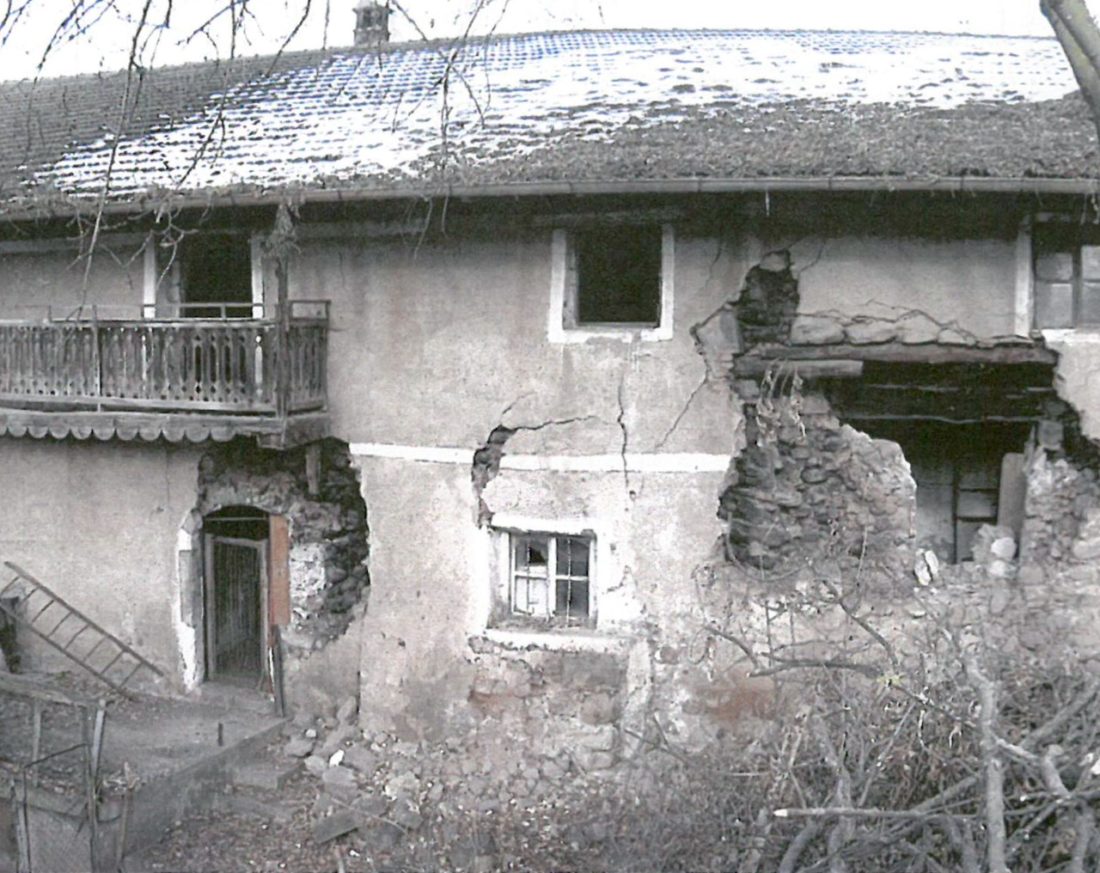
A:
<box><xmin>549</xmin><ymin>225</ymin><xmax>674</xmax><ymax>342</ymax></box>
<box><xmin>505</xmin><ymin>531</ymin><xmax>594</xmax><ymax>627</ymax></box>
<box><xmin>570</xmin><ymin>226</ymin><xmax>662</xmax><ymax>326</ymax></box>
<box><xmin>155</xmin><ymin>233</ymin><xmax>260</xmax><ymax>319</ymax></box>
<box><xmin>1033</xmin><ymin>222</ymin><xmax>1100</xmax><ymax>329</ymax></box>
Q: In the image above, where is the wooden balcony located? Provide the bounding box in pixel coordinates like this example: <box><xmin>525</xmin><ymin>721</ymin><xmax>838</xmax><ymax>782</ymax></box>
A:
<box><xmin>0</xmin><ymin>302</ymin><xmax>330</xmax><ymax>448</ymax></box>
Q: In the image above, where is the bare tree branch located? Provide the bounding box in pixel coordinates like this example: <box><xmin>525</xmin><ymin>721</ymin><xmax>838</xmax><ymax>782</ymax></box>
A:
<box><xmin>964</xmin><ymin>654</ymin><xmax>1009</xmax><ymax>873</ymax></box>
<box><xmin>1043</xmin><ymin>0</ymin><xmax>1100</xmax><ymax>142</ymax></box>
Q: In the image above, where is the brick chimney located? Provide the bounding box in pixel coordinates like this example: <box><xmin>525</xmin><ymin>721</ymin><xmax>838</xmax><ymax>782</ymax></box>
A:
<box><xmin>354</xmin><ymin>1</ymin><xmax>390</xmax><ymax>46</ymax></box>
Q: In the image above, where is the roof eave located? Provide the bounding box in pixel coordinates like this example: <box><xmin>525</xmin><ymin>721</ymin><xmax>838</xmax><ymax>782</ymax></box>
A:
<box><xmin>6</xmin><ymin>175</ymin><xmax>1100</xmax><ymax>221</ymax></box>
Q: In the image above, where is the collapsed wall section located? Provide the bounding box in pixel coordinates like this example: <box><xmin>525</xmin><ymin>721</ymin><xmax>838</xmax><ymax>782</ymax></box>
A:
<box><xmin>719</xmin><ymin>392</ymin><xmax>915</xmax><ymax>577</ymax></box>
<box><xmin>194</xmin><ymin>437</ymin><xmax>370</xmax><ymax>656</ymax></box>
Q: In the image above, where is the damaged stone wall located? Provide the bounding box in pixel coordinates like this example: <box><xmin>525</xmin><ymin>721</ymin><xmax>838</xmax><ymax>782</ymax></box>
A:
<box><xmin>466</xmin><ymin>637</ymin><xmax>627</xmax><ymax>772</ymax></box>
<box><xmin>718</xmin><ymin>390</ymin><xmax>915</xmax><ymax>578</ymax></box>
<box><xmin>1020</xmin><ymin>432</ymin><xmax>1100</xmax><ymax>566</ymax></box>
<box><xmin>343</xmin><ymin>221</ymin><xmax>1055</xmax><ymax>796</ymax></box>
<box><xmin>195</xmin><ymin>437</ymin><xmax>369</xmax><ymax>655</ymax></box>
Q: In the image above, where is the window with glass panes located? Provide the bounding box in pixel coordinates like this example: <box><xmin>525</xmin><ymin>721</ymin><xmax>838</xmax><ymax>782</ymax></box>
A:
<box><xmin>1034</xmin><ymin>223</ymin><xmax>1100</xmax><ymax>329</ymax></box>
<box><xmin>509</xmin><ymin>533</ymin><xmax>593</xmax><ymax>626</ymax></box>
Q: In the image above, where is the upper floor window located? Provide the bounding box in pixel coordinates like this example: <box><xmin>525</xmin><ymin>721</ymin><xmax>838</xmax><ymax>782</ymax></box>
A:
<box><xmin>1033</xmin><ymin>222</ymin><xmax>1100</xmax><ymax>329</ymax></box>
<box><xmin>569</xmin><ymin>226</ymin><xmax>662</xmax><ymax>327</ymax></box>
<box><xmin>549</xmin><ymin>225</ymin><xmax>674</xmax><ymax>342</ymax></box>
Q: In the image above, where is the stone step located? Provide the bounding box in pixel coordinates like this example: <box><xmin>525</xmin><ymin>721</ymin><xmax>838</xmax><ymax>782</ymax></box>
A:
<box><xmin>191</xmin><ymin>682</ymin><xmax>278</xmax><ymax>717</ymax></box>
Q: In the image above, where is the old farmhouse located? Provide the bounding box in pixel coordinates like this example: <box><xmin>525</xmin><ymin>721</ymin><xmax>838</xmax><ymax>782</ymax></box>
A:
<box><xmin>2</xmin><ymin>12</ymin><xmax>1100</xmax><ymax>795</ymax></box>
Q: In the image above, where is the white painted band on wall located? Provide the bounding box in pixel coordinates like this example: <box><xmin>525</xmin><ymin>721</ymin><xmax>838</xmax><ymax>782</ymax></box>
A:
<box><xmin>500</xmin><ymin>453</ymin><xmax>729</xmax><ymax>473</ymax></box>
<box><xmin>350</xmin><ymin>443</ymin><xmax>473</xmax><ymax>464</ymax></box>
<box><xmin>349</xmin><ymin>442</ymin><xmax>730</xmax><ymax>473</ymax></box>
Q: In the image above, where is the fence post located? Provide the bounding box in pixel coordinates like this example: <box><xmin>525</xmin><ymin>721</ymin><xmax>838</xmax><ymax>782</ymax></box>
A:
<box><xmin>12</xmin><ymin>775</ymin><xmax>31</xmax><ymax>873</ymax></box>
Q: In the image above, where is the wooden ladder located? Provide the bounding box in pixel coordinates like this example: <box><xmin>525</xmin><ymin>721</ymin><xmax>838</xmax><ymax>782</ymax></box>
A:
<box><xmin>0</xmin><ymin>561</ymin><xmax>164</xmax><ymax>698</ymax></box>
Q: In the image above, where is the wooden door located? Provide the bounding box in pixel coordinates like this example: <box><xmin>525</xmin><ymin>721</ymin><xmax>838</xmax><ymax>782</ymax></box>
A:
<box><xmin>204</xmin><ymin>535</ymin><xmax>267</xmax><ymax>681</ymax></box>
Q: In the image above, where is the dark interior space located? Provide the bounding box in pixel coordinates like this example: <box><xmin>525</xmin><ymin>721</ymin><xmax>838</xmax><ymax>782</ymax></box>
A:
<box><xmin>575</xmin><ymin>225</ymin><xmax>662</xmax><ymax>325</ymax></box>
<box><xmin>822</xmin><ymin>360</ymin><xmax>1054</xmax><ymax>563</ymax></box>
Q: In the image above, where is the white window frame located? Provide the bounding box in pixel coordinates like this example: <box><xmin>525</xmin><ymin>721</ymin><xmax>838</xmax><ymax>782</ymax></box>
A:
<box><xmin>548</xmin><ymin>224</ymin><xmax>674</xmax><ymax>343</ymax></box>
<box><xmin>489</xmin><ymin>521</ymin><xmax>597</xmax><ymax>629</ymax></box>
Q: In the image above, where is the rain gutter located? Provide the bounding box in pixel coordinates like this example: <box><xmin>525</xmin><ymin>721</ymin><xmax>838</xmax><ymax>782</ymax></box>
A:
<box><xmin>7</xmin><ymin>175</ymin><xmax>1100</xmax><ymax>221</ymax></box>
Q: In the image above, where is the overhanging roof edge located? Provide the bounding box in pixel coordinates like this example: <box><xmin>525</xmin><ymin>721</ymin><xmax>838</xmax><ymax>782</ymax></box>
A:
<box><xmin>4</xmin><ymin>175</ymin><xmax>1100</xmax><ymax>222</ymax></box>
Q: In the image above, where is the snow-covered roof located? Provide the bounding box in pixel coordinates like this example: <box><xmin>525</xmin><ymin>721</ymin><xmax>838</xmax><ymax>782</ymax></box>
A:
<box><xmin>0</xmin><ymin>28</ymin><xmax>1092</xmax><ymax>207</ymax></box>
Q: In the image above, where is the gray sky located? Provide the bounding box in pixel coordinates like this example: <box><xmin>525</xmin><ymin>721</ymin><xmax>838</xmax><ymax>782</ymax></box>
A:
<box><xmin>0</xmin><ymin>0</ymin><xmax>1089</xmax><ymax>80</ymax></box>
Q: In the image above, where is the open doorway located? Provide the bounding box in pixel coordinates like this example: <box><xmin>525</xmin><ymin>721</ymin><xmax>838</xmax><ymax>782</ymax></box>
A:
<box><xmin>202</xmin><ymin>506</ymin><xmax>287</xmax><ymax>685</ymax></box>
<box><xmin>177</xmin><ymin>233</ymin><xmax>257</xmax><ymax>318</ymax></box>
<box><xmin>823</xmin><ymin>360</ymin><xmax>1052</xmax><ymax>564</ymax></box>
<box><xmin>861</xmin><ymin>421</ymin><xmax>1030</xmax><ymax>563</ymax></box>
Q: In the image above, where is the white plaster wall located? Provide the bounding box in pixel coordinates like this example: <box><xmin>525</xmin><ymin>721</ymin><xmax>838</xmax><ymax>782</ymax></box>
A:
<box><xmin>791</xmin><ymin>236</ymin><xmax>1018</xmax><ymax>339</ymax></box>
<box><xmin>353</xmin><ymin>455</ymin><xmax>482</xmax><ymax>740</ymax></box>
<box><xmin>0</xmin><ymin>243</ymin><xmax>147</xmax><ymax>317</ymax></box>
<box><xmin>1045</xmin><ymin>332</ymin><xmax>1100</xmax><ymax>441</ymax></box>
<box><xmin>293</xmin><ymin>230</ymin><xmax>746</xmax><ymax>454</ymax></box>
<box><xmin>309</xmin><ymin>227</ymin><xmax>745</xmax><ymax>736</ymax></box>
<box><xmin>0</xmin><ymin>439</ymin><xmax>203</xmax><ymax>682</ymax></box>
<box><xmin>354</xmin><ymin>441</ymin><xmax>728</xmax><ymax>739</ymax></box>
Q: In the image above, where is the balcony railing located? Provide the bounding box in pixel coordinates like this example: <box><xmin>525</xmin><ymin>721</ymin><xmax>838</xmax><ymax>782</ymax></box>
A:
<box><xmin>0</xmin><ymin>302</ymin><xmax>328</xmax><ymax>418</ymax></box>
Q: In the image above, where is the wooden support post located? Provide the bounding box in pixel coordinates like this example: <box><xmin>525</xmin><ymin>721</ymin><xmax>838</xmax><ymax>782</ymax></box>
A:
<box><xmin>271</xmin><ymin>624</ymin><xmax>286</xmax><ymax>719</ymax></box>
<box><xmin>115</xmin><ymin>780</ymin><xmax>133</xmax><ymax>871</ymax></box>
<box><xmin>91</xmin><ymin>305</ymin><xmax>101</xmax><ymax>411</ymax></box>
<box><xmin>305</xmin><ymin>442</ymin><xmax>321</xmax><ymax>495</ymax></box>
<box><xmin>83</xmin><ymin>708</ymin><xmax>99</xmax><ymax>872</ymax></box>
<box><xmin>89</xmin><ymin>701</ymin><xmax>106</xmax><ymax>784</ymax></box>
<box><xmin>274</xmin><ymin>255</ymin><xmax>291</xmax><ymax>422</ymax></box>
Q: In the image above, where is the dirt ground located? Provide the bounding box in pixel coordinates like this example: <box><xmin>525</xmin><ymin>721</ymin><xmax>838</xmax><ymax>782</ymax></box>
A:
<box><xmin>0</xmin><ymin>673</ymin><xmax>282</xmax><ymax>791</ymax></box>
<box><xmin>127</xmin><ymin>753</ymin><xmax>372</xmax><ymax>873</ymax></box>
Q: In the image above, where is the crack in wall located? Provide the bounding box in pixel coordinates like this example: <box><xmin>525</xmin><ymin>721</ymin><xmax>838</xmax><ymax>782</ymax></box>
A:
<box><xmin>471</xmin><ymin>413</ymin><xmax>602</xmax><ymax>526</ymax></box>
<box><xmin>656</xmin><ymin>374</ymin><xmax>708</xmax><ymax>450</ymax></box>
<box><xmin>616</xmin><ymin>375</ymin><xmax>631</xmax><ymax>495</ymax></box>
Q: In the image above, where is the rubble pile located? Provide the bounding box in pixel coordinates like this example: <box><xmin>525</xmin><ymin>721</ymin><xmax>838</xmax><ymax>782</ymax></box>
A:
<box><xmin>280</xmin><ymin>685</ymin><xmax>628</xmax><ymax>870</ymax></box>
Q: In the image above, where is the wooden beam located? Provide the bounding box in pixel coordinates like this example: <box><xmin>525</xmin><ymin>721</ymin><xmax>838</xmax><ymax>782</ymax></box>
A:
<box><xmin>744</xmin><ymin>341</ymin><xmax>1057</xmax><ymax>366</ymax></box>
<box><xmin>733</xmin><ymin>358</ymin><xmax>865</xmax><ymax>378</ymax></box>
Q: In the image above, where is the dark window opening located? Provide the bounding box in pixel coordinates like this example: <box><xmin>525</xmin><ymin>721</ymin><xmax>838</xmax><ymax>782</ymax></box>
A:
<box><xmin>177</xmin><ymin>234</ymin><xmax>253</xmax><ymax>319</ymax></box>
<box><xmin>573</xmin><ymin>226</ymin><xmax>662</xmax><ymax>326</ymax></box>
